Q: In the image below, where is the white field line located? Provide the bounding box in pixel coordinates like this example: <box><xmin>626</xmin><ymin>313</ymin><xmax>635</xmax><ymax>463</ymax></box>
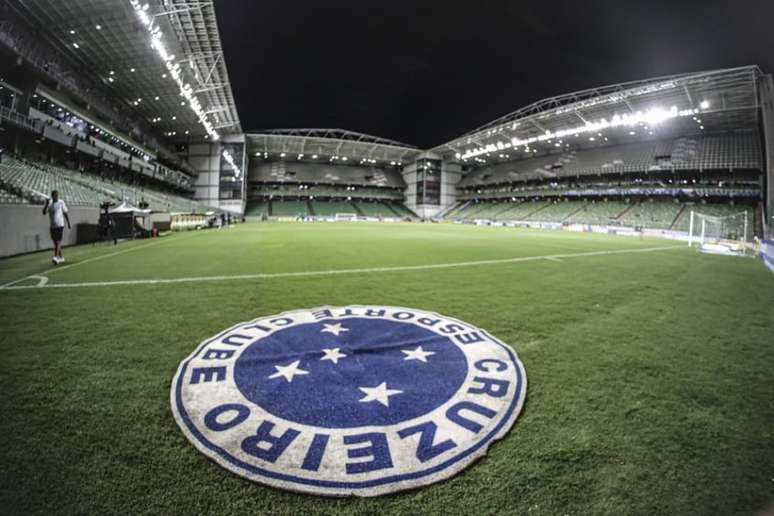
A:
<box><xmin>0</xmin><ymin>245</ymin><xmax>684</xmax><ymax>291</ymax></box>
<box><xmin>47</xmin><ymin>240</ymin><xmax>168</xmax><ymax>275</ymax></box>
<box><xmin>0</xmin><ymin>231</ymin><xmax>201</xmax><ymax>289</ymax></box>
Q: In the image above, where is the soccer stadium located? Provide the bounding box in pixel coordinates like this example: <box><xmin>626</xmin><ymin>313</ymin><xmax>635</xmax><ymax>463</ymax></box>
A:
<box><xmin>1</xmin><ymin>1</ymin><xmax>773</xmax><ymax>514</ymax></box>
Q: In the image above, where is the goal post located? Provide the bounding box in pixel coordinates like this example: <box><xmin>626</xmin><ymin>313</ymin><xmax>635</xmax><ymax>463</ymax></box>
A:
<box><xmin>688</xmin><ymin>210</ymin><xmax>749</xmax><ymax>256</ymax></box>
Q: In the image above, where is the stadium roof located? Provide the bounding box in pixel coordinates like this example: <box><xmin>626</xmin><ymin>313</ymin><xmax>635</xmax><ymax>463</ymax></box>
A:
<box><xmin>431</xmin><ymin>66</ymin><xmax>764</xmax><ymax>165</ymax></box>
<box><xmin>245</xmin><ymin>129</ymin><xmax>421</xmax><ymax>166</ymax></box>
<box><xmin>7</xmin><ymin>0</ymin><xmax>241</xmax><ymax>142</ymax></box>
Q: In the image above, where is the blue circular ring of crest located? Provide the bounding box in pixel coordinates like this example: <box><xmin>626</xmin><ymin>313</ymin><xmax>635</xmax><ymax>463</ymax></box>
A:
<box><xmin>171</xmin><ymin>306</ymin><xmax>527</xmax><ymax>497</ymax></box>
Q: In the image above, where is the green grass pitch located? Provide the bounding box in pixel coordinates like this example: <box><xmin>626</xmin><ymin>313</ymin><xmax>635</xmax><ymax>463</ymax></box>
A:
<box><xmin>1</xmin><ymin>222</ymin><xmax>773</xmax><ymax>514</ymax></box>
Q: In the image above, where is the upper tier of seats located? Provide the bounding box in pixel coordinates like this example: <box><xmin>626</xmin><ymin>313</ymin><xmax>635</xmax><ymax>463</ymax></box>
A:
<box><xmin>459</xmin><ymin>131</ymin><xmax>762</xmax><ymax>187</ymax></box>
<box><xmin>249</xmin><ymin>162</ymin><xmax>405</xmax><ymax>188</ymax></box>
<box><xmin>0</xmin><ymin>156</ymin><xmax>204</xmax><ymax>212</ymax></box>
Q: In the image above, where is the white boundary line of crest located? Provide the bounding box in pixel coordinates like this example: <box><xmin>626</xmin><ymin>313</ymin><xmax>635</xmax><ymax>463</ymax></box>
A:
<box><xmin>0</xmin><ymin>245</ymin><xmax>684</xmax><ymax>291</ymax></box>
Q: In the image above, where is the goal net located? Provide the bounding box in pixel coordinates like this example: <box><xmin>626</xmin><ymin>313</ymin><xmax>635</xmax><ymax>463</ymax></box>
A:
<box><xmin>688</xmin><ymin>210</ymin><xmax>749</xmax><ymax>256</ymax></box>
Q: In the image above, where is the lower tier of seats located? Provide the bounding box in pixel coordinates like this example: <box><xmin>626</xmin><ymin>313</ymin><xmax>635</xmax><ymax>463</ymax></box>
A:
<box><xmin>449</xmin><ymin>199</ymin><xmax>756</xmax><ymax>234</ymax></box>
<box><xmin>271</xmin><ymin>200</ymin><xmax>310</xmax><ymax>217</ymax></box>
<box><xmin>354</xmin><ymin>202</ymin><xmax>402</xmax><ymax>218</ymax></box>
<box><xmin>245</xmin><ymin>199</ymin><xmax>415</xmax><ymax>218</ymax></box>
<box><xmin>0</xmin><ymin>155</ymin><xmax>202</xmax><ymax>212</ymax></box>
<box><xmin>0</xmin><ymin>187</ymin><xmax>29</xmax><ymax>204</ymax></box>
<box><xmin>312</xmin><ymin>201</ymin><xmax>358</xmax><ymax>216</ymax></box>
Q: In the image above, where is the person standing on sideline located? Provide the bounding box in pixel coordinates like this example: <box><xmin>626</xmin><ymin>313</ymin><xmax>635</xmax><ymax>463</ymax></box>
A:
<box><xmin>42</xmin><ymin>190</ymin><xmax>71</xmax><ymax>264</ymax></box>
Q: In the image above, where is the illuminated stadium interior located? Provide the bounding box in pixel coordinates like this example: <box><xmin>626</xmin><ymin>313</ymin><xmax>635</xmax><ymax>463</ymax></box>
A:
<box><xmin>0</xmin><ymin>6</ymin><xmax>770</xmax><ymax>241</ymax></box>
<box><xmin>1</xmin><ymin>0</ymin><xmax>774</xmax><ymax>513</ymax></box>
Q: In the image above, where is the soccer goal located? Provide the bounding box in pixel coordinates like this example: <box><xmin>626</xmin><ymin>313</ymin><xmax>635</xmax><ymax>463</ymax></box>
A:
<box><xmin>687</xmin><ymin>210</ymin><xmax>749</xmax><ymax>256</ymax></box>
<box><xmin>334</xmin><ymin>212</ymin><xmax>358</xmax><ymax>222</ymax></box>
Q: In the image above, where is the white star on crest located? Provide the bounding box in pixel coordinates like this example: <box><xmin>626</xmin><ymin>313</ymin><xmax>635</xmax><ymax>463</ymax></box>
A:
<box><xmin>402</xmin><ymin>346</ymin><xmax>436</xmax><ymax>363</ymax></box>
<box><xmin>268</xmin><ymin>360</ymin><xmax>309</xmax><ymax>382</ymax></box>
<box><xmin>320</xmin><ymin>347</ymin><xmax>347</xmax><ymax>364</ymax></box>
<box><xmin>358</xmin><ymin>382</ymin><xmax>403</xmax><ymax>407</ymax></box>
<box><xmin>321</xmin><ymin>323</ymin><xmax>348</xmax><ymax>337</ymax></box>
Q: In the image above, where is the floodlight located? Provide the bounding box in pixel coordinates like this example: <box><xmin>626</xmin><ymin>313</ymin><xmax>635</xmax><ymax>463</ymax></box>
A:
<box><xmin>130</xmin><ymin>0</ymin><xmax>221</xmax><ymax>141</ymax></box>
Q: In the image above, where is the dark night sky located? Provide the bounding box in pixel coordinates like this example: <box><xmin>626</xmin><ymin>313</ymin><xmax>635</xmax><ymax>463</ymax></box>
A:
<box><xmin>215</xmin><ymin>0</ymin><xmax>774</xmax><ymax>148</ymax></box>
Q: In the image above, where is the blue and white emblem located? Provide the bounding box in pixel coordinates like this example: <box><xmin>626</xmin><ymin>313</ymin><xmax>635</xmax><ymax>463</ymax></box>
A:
<box><xmin>171</xmin><ymin>306</ymin><xmax>527</xmax><ymax>496</ymax></box>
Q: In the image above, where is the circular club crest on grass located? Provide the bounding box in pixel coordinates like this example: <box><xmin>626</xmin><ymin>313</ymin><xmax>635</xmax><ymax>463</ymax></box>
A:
<box><xmin>171</xmin><ymin>306</ymin><xmax>527</xmax><ymax>496</ymax></box>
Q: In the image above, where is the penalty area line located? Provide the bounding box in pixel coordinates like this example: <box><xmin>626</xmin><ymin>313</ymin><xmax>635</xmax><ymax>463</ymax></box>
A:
<box><xmin>0</xmin><ymin>245</ymin><xmax>685</xmax><ymax>291</ymax></box>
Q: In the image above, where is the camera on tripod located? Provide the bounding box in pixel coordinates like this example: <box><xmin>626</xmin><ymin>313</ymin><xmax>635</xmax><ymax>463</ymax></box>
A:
<box><xmin>96</xmin><ymin>201</ymin><xmax>118</xmax><ymax>245</ymax></box>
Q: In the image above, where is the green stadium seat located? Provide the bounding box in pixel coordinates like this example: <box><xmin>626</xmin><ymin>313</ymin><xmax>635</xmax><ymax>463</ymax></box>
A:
<box><xmin>0</xmin><ymin>156</ymin><xmax>204</xmax><ymax>212</ymax></box>
<box><xmin>271</xmin><ymin>200</ymin><xmax>310</xmax><ymax>216</ymax></box>
<box><xmin>311</xmin><ymin>201</ymin><xmax>358</xmax><ymax>216</ymax></box>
